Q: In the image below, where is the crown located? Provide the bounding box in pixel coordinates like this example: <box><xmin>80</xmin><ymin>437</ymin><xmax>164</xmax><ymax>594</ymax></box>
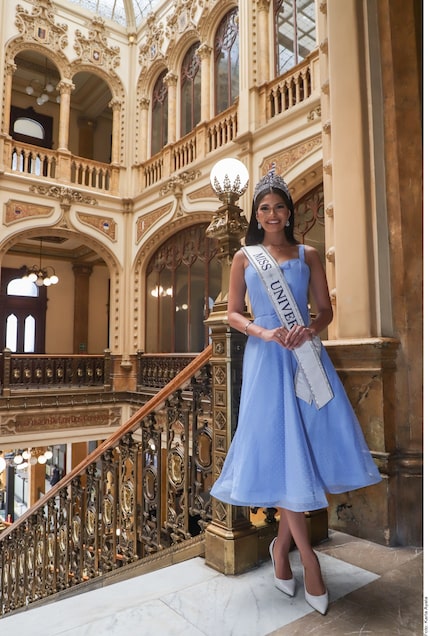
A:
<box><xmin>253</xmin><ymin>163</ymin><xmax>291</xmax><ymax>202</ymax></box>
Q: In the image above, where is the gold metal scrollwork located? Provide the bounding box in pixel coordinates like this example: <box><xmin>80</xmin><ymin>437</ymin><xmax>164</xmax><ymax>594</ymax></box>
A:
<box><xmin>36</xmin><ymin>541</ymin><xmax>44</xmax><ymax>565</ymax></box>
<box><xmin>18</xmin><ymin>551</ymin><xmax>25</xmax><ymax>575</ymax></box>
<box><xmin>103</xmin><ymin>495</ymin><xmax>113</xmax><ymax>525</ymax></box>
<box><xmin>86</xmin><ymin>507</ymin><xmax>96</xmax><ymax>536</ymax></box>
<box><xmin>120</xmin><ymin>482</ymin><xmax>134</xmax><ymax>514</ymax></box>
<box><xmin>168</xmin><ymin>450</ymin><xmax>184</xmax><ymax>487</ymax></box>
<box><xmin>47</xmin><ymin>534</ymin><xmax>55</xmax><ymax>558</ymax></box>
<box><xmin>143</xmin><ymin>467</ymin><xmax>156</xmax><ymax>500</ymax></box>
<box><xmin>72</xmin><ymin>516</ymin><xmax>81</xmax><ymax>545</ymax></box>
<box><xmin>27</xmin><ymin>546</ymin><xmax>34</xmax><ymax>570</ymax></box>
<box><xmin>59</xmin><ymin>525</ymin><xmax>68</xmax><ymax>552</ymax></box>
<box><xmin>197</xmin><ymin>430</ymin><xmax>212</xmax><ymax>468</ymax></box>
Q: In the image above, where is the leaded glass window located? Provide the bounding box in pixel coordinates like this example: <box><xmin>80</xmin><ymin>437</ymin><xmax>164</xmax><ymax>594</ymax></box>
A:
<box><xmin>181</xmin><ymin>43</ymin><xmax>202</xmax><ymax>136</ymax></box>
<box><xmin>275</xmin><ymin>0</ymin><xmax>316</xmax><ymax>74</ymax></box>
<box><xmin>145</xmin><ymin>224</ymin><xmax>221</xmax><ymax>353</ymax></box>
<box><xmin>214</xmin><ymin>9</ymin><xmax>239</xmax><ymax>115</ymax></box>
<box><xmin>151</xmin><ymin>71</ymin><xmax>168</xmax><ymax>155</ymax></box>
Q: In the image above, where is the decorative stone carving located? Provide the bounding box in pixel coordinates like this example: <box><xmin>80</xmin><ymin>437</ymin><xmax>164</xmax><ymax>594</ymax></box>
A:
<box><xmin>188</xmin><ymin>184</ymin><xmax>217</xmax><ymax>200</ymax></box>
<box><xmin>29</xmin><ymin>184</ymin><xmax>98</xmax><ymax>207</ymax></box>
<box><xmin>77</xmin><ymin>213</ymin><xmax>117</xmax><ymax>240</ymax></box>
<box><xmin>139</xmin><ymin>15</ymin><xmax>165</xmax><ymax>69</ymax></box>
<box><xmin>15</xmin><ymin>0</ymin><xmax>68</xmax><ymax>52</ymax></box>
<box><xmin>159</xmin><ymin>169</ymin><xmax>201</xmax><ymax>196</ymax></box>
<box><xmin>166</xmin><ymin>0</ymin><xmax>197</xmax><ymax>39</ymax></box>
<box><xmin>136</xmin><ymin>204</ymin><xmax>173</xmax><ymax>243</ymax></box>
<box><xmin>307</xmin><ymin>105</ymin><xmax>322</xmax><ymax>121</ymax></box>
<box><xmin>74</xmin><ymin>16</ymin><xmax>120</xmax><ymax>72</ymax></box>
<box><xmin>261</xmin><ymin>134</ymin><xmax>322</xmax><ymax>175</ymax></box>
<box><xmin>4</xmin><ymin>199</ymin><xmax>54</xmax><ymax>225</ymax></box>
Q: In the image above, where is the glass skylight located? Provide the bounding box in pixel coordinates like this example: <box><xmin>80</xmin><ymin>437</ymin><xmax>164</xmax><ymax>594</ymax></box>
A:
<box><xmin>64</xmin><ymin>0</ymin><xmax>161</xmax><ymax>28</ymax></box>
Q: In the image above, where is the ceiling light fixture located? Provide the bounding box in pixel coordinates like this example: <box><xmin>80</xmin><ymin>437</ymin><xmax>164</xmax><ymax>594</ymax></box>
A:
<box><xmin>22</xmin><ymin>239</ymin><xmax>59</xmax><ymax>287</ymax></box>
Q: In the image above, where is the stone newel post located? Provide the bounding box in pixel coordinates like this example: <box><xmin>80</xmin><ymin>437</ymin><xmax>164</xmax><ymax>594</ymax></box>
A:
<box><xmin>204</xmin><ymin>158</ymin><xmax>259</xmax><ymax>574</ymax></box>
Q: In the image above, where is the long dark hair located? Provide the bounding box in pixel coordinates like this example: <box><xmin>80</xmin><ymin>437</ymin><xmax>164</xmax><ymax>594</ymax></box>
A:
<box><xmin>245</xmin><ymin>187</ymin><xmax>298</xmax><ymax>246</ymax></box>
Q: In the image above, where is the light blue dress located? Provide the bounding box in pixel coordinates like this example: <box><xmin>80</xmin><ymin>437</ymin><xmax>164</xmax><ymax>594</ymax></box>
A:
<box><xmin>211</xmin><ymin>245</ymin><xmax>382</xmax><ymax>512</ymax></box>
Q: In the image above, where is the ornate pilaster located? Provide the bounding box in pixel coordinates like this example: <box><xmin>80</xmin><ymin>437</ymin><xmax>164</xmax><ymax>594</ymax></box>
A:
<box><xmin>164</xmin><ymin>71</ymin><xmax>178</xmax><ymax>145</ymax></box>
<box><xmin>3</xmin><ymin>63</ymin><xmax>16</xmax><ymax>135</ymax></box>
<box><xmin>109</xmin><ymin>97</ymin><xmax>122</xmax><ymax>165</ymax></box>
<box><xmin>196</xmin><ymin>43</ymin><xmax>212</xmax><ymax>121</ymax></box>
<box><xmin>138</xmin><ymin>97</ymin><xmax>150</xmax><ymax>163</ymax></box>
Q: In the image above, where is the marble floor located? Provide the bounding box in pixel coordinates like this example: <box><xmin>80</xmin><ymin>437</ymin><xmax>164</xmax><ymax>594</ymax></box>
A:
<box><xmin>0</xmin><ymin>531</ymin><xmax>423</xmax><ymax>635</ymax></box>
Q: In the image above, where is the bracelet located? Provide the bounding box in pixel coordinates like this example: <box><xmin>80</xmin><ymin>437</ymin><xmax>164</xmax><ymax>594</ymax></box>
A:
<box><xmin>244</xmin><ymin>320</ymin><xmax>253</xmax><ymax>336</ymax></box>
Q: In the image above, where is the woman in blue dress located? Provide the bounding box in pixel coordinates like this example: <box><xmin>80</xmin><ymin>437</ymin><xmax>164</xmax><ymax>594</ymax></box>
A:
<box><xmin>210</xmin><ymin>170</ymin><xmax>381</xmax><ymax>615</ymax></box>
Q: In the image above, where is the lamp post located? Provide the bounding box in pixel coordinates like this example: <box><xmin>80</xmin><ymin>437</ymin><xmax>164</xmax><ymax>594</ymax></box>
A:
<box><xmin>205</xmin><ymin>158</ymin><xmax>259</xmax><ymax>574</ymax></box>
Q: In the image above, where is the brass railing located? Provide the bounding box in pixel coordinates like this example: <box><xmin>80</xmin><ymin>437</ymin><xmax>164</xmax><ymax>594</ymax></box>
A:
<box><xmin>0</xmin><ymin>350</ymin><xmax>112</xmax><ymax>396</ymax></box>
<box><xmin>0</xmin><ymin>345</ymin><xmax>213</xmax><ymax>616</ymax></box>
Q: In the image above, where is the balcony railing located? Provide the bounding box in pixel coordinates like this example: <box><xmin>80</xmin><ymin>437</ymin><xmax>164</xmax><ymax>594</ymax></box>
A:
<box><xmin>0</xmin><ymin>346</ymin><xmax>213</xmax><ymax>616</ymax></box>
<box><xmin>0</xmin><ymin>350</ymin><xmax>112</xmax><ymax>396</ymax></box>
<box><xmin>5</xmin><ymin>140</ymin><xmax>120</xmax><ymax>195</ymax></box>
<box><xmin>4</xmin><ymin>53</ymin><xmax>318</xmax><ymax>197</ymax></box>
<box><xmin>137</xmin><ymin>352</ymin><xmax>195</xmax><ymax>390</ymax></box>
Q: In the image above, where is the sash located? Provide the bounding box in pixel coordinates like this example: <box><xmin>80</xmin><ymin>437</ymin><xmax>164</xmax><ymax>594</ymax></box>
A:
<box><xmin>243</xmin><ymin>245</ymin><xmax>334</xmax><ymax>409</ymax></box>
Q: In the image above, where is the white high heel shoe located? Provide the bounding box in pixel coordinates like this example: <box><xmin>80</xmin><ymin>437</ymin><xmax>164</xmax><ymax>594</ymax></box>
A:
<box><xmin>303</xmin><ymin>567</ymin><xmax>329</xmax><ymax>615</ymax></box>
<box><xmin>268</xmin><ymin>538</ymin><xmax>296</xmax><ymax>597</ymax></box>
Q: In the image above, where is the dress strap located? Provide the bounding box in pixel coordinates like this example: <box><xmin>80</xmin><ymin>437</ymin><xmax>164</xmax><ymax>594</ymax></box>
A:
<box><xmin>298</xmin><ymin>244</ymin><xmax>305</xmax><ymax>261</ymax></box>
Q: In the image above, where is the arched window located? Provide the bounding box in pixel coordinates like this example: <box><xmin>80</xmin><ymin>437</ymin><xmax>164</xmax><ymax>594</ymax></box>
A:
<box><xmin>181</xmin><ymin>43</ymin><xmax>202</xmax><ymax>136</ymax></box>
<box><xmin>275</xmin><ymin>0</ymin><xmax>316</xmax><ymax>75</ymax></box>
<box><xmin>151</xmin><ymin>70</ymin><xmax>168</xmax><ymax>155</ymax></box>
<box><xmin>214</xmin><ymin>8</ymin><xmax>239</xmax><ymax>115</ymax></box>
<box><xmin>146</xmin><ymin>224</ymin><xmax>221</xmax><ymax>353</ymax></box>
<box><xmin>294</xmin><ymin>182</ymin><xmax>327</xmax><ymax>335</ymax></box>
<box><xmin>0</xmin><ymin>269</ymin><xmax>47</xmax><ymax>353</ymax></box>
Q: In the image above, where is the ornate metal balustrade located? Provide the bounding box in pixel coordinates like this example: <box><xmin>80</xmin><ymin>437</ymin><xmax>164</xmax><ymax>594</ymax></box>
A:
<box><xmin>0</xmin><ymin>346</ymin><xmax>213</xmax><ymax>617</ymax></box>
<box><xmin>0</xmin><ymin>350</ymin><xmax>112</xmax><ymax>396</ymax></box>
<box><xmin>137</xmin><ymin>352</ymin><xmax>195</xmax><ymax>390</ymax></box>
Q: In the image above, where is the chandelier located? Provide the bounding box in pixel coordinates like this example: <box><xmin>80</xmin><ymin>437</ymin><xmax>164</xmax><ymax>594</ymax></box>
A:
<box><xmin>22</xmin><ymin>239</ymin><xmax>59</xmax><ymax>287</ymax></box>
<box><xmin>0</xmin><ymin>448</ymin><xmax>53</xmax><ymax>473</ymax></box>
<box><xmin>25</xmin><ymin>58</ymin><xmax>60</xmax><ymax>106</ymax></box>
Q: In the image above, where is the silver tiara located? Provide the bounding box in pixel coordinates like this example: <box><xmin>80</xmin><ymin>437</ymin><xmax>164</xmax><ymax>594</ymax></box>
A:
<box><xmin>253</xmin><ymin>163</ymin><xmax>291</xmax><ymax>202</ymax></box>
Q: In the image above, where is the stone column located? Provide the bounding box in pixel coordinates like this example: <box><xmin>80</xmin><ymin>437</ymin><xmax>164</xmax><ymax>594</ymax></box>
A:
<box><xmin>57</xmin><ymin>80</ymin><xmax>74</xmax><ymax>151</ymax></box>
<box><xmin>138</xmin><ymin>97</ymin><xmax>150</xmax><ymax>163</ymax></box>
<box><xmin>196</xmin><ymin>43</ymin><xmax>212</xmax><ymax>121</ymax></box>
<box><xmin>109</xmin><ymin>97</ymin><xmax>122</xmax><ymax>165</ymax></box>
<box><xmin>77</xmin><ymin>118</ymin><xmax>96</xmax><ymax>159</ymax></box>
<box><xmin>3</xmin><ymin>62</ymin><xmax>16</xmax><ymax>135</ymax></box>
<box><xmin>28</xmin><ymin>453</ymin><xmax>47</xmax><ymax>507</ymax></box>
<box><xmin>164</xmin><ymin>72</ymin><xmax>178</xmax><ymax>145</ymax></box>
<box><xmin>256</xmin><ymin>0</ymin><xmax>271</xmax><ymax>84</ymax></box>
<box><xmin>324</xmin><ymin>1</ymin><xmax>374</xmax><ymax>338</ymax></box>
<box><xmin>72</xmin><ymin>264</ymin><xmax>93</xmax><ymax>353</ymax></box>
